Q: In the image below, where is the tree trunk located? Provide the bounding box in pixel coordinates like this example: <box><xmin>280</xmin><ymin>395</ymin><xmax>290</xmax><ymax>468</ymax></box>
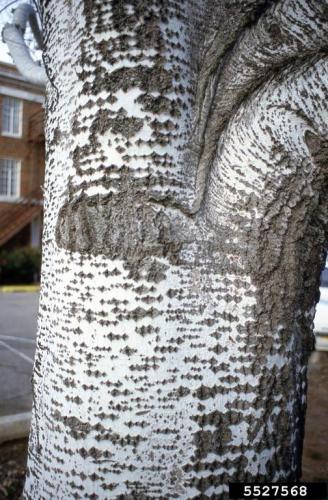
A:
<box><xmin>25</xmin><ymin>0</ymin><xmax>328</xmax><ymax>498</ymax></box>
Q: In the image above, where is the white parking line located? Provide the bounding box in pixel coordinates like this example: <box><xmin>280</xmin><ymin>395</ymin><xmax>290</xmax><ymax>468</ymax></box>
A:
<box><xmin>0</xmin><ymin>335</ymin><xmax>35</xmax><ymax>344</ymax></box>
<box><xmin>0</xmin><ymin>340</ymin><xmax>34</xmax><ymax>364</ymax></box>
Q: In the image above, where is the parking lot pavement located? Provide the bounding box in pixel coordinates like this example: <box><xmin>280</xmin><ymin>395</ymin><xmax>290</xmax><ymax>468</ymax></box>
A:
<box><xmin>0</xmin><ymin>293</ymin><xmax>38</xmax><ymax>417</ymax></box>
<box><xmin>302</xmin><ymin>350</ymin><xmax>328</xmax><ymax>481</ymax></box>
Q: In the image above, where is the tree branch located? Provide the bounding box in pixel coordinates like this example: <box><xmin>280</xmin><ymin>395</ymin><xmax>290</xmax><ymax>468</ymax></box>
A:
<box><xmin>193</xmin><ymin>0</ymin><xmax>328</xmax><ymax>213</ymax></box>
<box><xmin>2</xmin><ymin>3</ymin><xmax>46</xmax><ymax>87</ymax></box>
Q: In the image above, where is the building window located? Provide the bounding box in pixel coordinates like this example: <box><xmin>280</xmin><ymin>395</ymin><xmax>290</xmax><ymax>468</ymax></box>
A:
<box><xmin>2</xmin><ymin>96</ymin><xmax>22</xmax><ymax>137</ymax></box>
<box><xmin>0</xmin><ymin>159</ymin><xmax>20</xmax><ymax>198</ymax></box>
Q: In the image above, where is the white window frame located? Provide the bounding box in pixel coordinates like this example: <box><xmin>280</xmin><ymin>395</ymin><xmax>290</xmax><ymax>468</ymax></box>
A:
<box><xmin>0</xmin><ymin>158</ymin><xmax>21</xmax><ymax>201</ymax></box>
<box><xmin>1</xmin><ymin>96</ymin><xmax>23</xmax><ymax>138</ymax></box>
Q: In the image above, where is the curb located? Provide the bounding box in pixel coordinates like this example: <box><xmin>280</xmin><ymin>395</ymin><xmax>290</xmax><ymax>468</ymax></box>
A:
<box><xmin>0</xmin><ymin>285</ymin><xmax>40</xmax><ymax>293</ymax></box>
<box><xmin>0</xmin><ymin>412</ymin><xmax>31</xmax><ymax>444</ymax></box>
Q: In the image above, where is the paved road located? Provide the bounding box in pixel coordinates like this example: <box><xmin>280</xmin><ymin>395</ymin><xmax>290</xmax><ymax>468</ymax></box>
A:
<box><xmin>0</xmin><ymin>293</ymin><xmax>38</xmax><ymax>417</ymax></box>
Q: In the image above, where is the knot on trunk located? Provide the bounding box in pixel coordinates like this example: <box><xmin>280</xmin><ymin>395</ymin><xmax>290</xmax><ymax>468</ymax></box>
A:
<box><xmin>55</xmin><ymin>192</ymin><xmax>181</xmax><ymax>265</ymax></box>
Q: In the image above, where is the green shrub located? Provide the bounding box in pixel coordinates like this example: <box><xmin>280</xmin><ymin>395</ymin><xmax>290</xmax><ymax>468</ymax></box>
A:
<box><xmin>0</xmin><ymin>247</ymin><xmax>41</xmax><ymax>284</ymax></box>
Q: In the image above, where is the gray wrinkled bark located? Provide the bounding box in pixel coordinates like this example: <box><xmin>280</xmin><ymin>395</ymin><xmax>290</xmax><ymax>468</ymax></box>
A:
<box><xmin>25</xmin><ymin>1</ymin><xmax>328</xmax><ymax>498</ymax></box>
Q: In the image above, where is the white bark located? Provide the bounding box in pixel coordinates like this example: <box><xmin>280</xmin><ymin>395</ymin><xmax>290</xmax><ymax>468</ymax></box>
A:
<box><xmin>25</xmin><ymin>0</ymin><xmax>328</xmax><ymax>498</ymax></box>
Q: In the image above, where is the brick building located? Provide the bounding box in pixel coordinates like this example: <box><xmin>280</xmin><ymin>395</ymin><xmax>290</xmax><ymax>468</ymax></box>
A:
<box><xmin>0</xmin><ymin>61</ymin><xmax>44</xmax><ymax>250</ymax></box>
